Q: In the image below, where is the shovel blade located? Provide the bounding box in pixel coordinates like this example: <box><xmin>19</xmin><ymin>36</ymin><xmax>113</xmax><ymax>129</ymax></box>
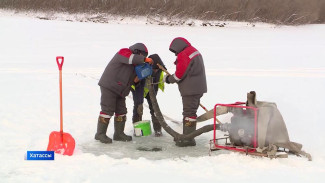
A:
<box><xmin>47</xmin><ymin>131</ymin><xmax>75</xmax><ymax>156</ymax></box>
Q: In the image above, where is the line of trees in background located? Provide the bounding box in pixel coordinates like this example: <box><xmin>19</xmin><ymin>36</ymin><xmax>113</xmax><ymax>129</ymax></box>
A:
<box><xmin>1</xmin><ymin>0</ymin><xmax>325</xmax><ymax>25</ymax></box>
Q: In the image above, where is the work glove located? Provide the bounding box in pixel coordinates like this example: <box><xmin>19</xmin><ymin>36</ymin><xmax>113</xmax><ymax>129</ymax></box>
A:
<box><xmin>144</xmin><ymin>58</ymin><xmax>153</xmax><ymax>65</ymax></box>
<box><xmin>134</xmin><ymin>76</ymin><xmax>140</xmax><ymax>83</ymax></box>
<box><xmin>163</xmin><ymin>75</ymin><xmax>170</xmax><ymax>84</ymax></box>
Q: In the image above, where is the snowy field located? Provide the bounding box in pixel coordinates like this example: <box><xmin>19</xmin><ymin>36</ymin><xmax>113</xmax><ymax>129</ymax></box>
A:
<box><xmin>1</xmin><ymin>11</ymin><xmax>325</xmax><ymax>182</ymax></box>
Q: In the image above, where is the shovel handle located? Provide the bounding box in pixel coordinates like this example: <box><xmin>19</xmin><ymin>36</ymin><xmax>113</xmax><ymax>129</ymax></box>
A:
<box><xmin>56</xmin><ymin>56</ymin><xmax>64</xmax><ymax>133</ymax></box>
<box><xmin>157</xmin><ymin>63</ymin><xmax>171</xmax><ymax>76</ymax></box>
<box><xmin>199</xmin><ymin>104</ymin><xmax>209</xmax><ymax>112</ymax></box>
<box><xmin>56</xmin><ymin>56</ymin><xmax>64</xmax><ymax>70</ymax></box>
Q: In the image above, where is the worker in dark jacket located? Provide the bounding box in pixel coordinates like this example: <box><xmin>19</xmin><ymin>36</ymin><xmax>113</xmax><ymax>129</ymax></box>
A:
<box><xmin>164</xmin><ymin>37</ymin><xmax>207</xmax><ymax>147</ymax></box>
<box><xmin>131</xmin><ymin>54</ymin><xmax>166</xmax><ymax>136</ymax></box>
<box><xmin>96</xmin><ymin>43</ymin><xmax>153</xmax><ymax>144</ymax></box>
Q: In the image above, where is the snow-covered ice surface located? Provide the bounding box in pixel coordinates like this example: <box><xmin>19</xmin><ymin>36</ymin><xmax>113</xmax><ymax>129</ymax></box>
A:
<box><xmin>1</xmin><ymin>11</ymin><xmax>325</xmax><ymax>182</ymax></box>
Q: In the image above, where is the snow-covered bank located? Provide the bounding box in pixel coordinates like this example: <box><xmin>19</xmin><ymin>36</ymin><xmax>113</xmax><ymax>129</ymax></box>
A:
<box><xmin>1</xmin><ymin>14</ymin><xmax>325</xmax><ymax>182</ymax></box>
<box><xmin>0</xmin><ymin>9</ymin><xmax>273</xmax><ymax>28</ymax></box>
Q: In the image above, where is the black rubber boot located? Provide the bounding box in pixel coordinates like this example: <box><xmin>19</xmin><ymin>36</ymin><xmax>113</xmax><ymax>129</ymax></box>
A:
<box><xmin>152</xmin><ymin>115</ymin><xmax>162</xmax><ymax>137</ymax></box>
<box><xmin>113</xmin><ymin>115</ymin><xmax>132</xmax><ymax>142</ymax></box>
<box><xmin>132</xmin><ymin>115</ymin><xmax>142</xmax><ymax>124</ymax></box>
<box><xmin>132</xmin><ymin>104</ymin><xmax>143</xmax><ymax>123</ymax></box>
<box><xmin>132</xmin><ymin>115</ymin><xmax>142</xmax><ymax>136</ymax></box>
<box><xmin>175</xmin><ymin>118</ymin><xmax>196</xmax><ymax>147</ymax></box>
<box><xmin>95</xmin><ymin>116</ymin><xmax>112</xmax><ymax>144</ymax></box>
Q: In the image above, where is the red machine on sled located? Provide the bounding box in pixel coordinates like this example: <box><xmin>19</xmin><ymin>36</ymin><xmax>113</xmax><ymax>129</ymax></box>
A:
<box><xmin>209</xmin><ymin>101</ymin><xmax>294</xmax><ymax>158</ymax></box>
<box><xmin>208</xmin><ymin>97</ymin><xmax>311</xmax><ymax>161</ymax></box>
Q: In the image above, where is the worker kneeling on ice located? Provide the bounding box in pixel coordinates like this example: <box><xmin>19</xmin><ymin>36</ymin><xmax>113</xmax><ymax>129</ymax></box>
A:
<box><xmin>164</xmin><ymin>37</ymin><xmax>207</xmax><ymax>147</ymax></box>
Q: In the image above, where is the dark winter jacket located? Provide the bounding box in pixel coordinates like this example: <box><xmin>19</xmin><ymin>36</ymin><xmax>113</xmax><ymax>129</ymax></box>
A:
<box><xmin>167</xmin><ymin>37</ymin><xmax>207</xmax><ymax>96</ymax></box>
<box><xmin>98</xmin><ymin>44</ymin><xmax>147</xmax><ymax>97</ymax></box>
<box><xmin>149</xmin><ymin>54</ymin><xmax>166</xmax><ymax>93</ymax></box>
